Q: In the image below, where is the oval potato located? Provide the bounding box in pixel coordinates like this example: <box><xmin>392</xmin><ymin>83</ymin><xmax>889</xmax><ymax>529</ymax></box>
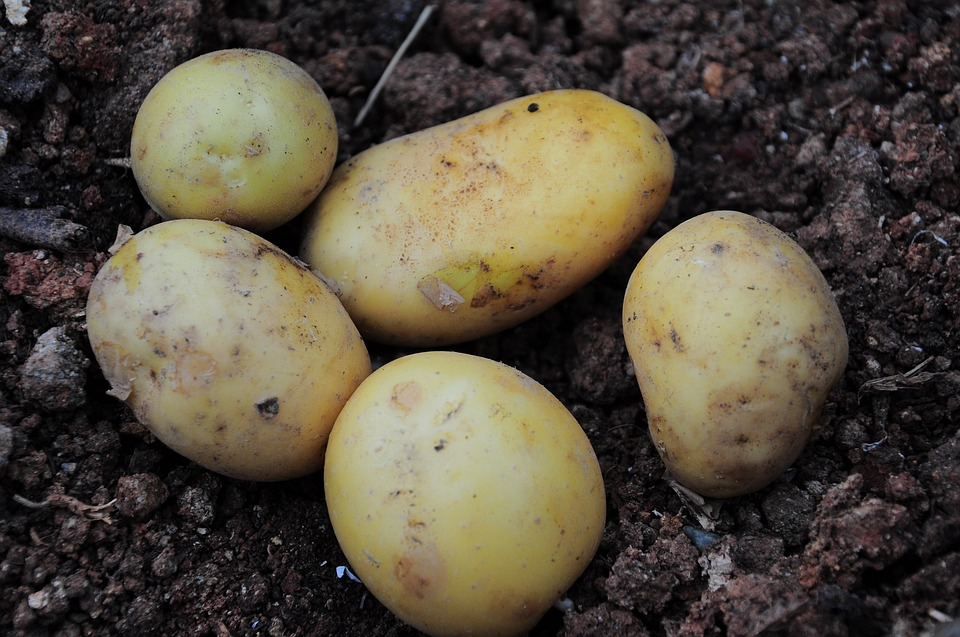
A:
<box><xmin>300</xmin><ymin>89</ymin><xmax>674</xmax><ymax>346</ymax></box>
<box><xmin>86</xmin><ymin>220</ymin><xmax>371</xmax><ymax>481</ymax></box>
<box><xmin>622</xmin><ymin>211</ymin><xmax>848</xmax><ymax>498</ymax></box>
<box><xmin>324</xmin><ymin>351</ymin><xmax>605</xmax><ymax>637</ymax></box>
<box><xmin>131</xmin><ymin>49</ymin><xmax>338</xmax><ymax>233</ymax></box>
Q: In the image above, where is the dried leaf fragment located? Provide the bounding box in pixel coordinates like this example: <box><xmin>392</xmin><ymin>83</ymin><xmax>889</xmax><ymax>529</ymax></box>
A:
<box><xmin>418</xmin><ymin>276</ymin><xmax>465</xmax><ymax>312</ymax></box>
<box><xmin>664</xmin><ymin>470</ymin><xmax>723</xmax><ymax>529</ymax></box>
<box><xmin>108</xmin><ymin>224</ymin><xmax>135</xmax><ymax>255</ymax></box>
<box><xmin>859</xmin><ymin>356</ymin><xmax>940</xmax><ymax>397</ymax></box>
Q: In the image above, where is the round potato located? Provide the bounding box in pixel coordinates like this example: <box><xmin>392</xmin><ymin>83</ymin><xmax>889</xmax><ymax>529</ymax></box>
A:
<box><xmin>324</xmin><ymin>351</ymin><xmax>606</xmax><ymax>637</ymax></box>
<box><xmin>300</xmin><ymin>89</ymin><xmax>674</xmax><ymax>346</ymax></box>
<box><xmin>130</xmin><ymin>49</ymin><xmax>338</xmax><ymax>233</ymax></box>
<box><xmin>622</xmin><ymin>211</ymin><xmax>848</xmax><ymax>498</ymax></box>
<box><xmin>86</xmin><ymin>220</ymin><xmax>371</xmax><ymax>481</ymax></box>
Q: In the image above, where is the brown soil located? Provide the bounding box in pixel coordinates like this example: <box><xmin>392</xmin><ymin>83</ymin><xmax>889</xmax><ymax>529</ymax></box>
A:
<box><xmin>2</xmin><ymin>1</ymin><xmax>959</xmax><ymax>636</ymax></box>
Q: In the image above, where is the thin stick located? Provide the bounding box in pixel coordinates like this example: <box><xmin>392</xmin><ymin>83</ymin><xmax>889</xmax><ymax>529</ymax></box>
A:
<box><xmin>354</xmin><ymin>4</ymin><xmax>436</xmax><ymax>127</ymax></box>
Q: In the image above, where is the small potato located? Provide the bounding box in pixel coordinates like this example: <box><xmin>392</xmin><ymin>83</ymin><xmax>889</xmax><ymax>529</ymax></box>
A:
<box><xmin>324</xmin><ymin>351</ymin><xmax>605</xmax><ymax>637</ymax></box>
<box><xmin>300</xmin><ymin>89</ymin><xmax>674</xmax><ymax>346</ymax></box>
<box><xmin>130</xmin><ymin>49</ymin><xmax>338</xmax><ymax>233</ymax></box>
<box><xmin>622</xmin><ymin>211</ymin><xmax>848</xmax><ymax>498</ymax></box>
<box><xmin>86</xmin><ymin>220</ymin><xmax>371</xmax><ymax>481</ymax></box>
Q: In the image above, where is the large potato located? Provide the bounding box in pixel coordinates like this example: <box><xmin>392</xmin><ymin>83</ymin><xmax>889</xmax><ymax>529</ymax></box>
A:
<box><xmin>130</xmin><ymin>49</ymin><xmax>338</xmax><ymax>233</ymax></box>
<box><xmin>622</xmin><ymin>211</ymin><xmax>848</xmax><ymax>498</ymax></box>
<box><xmin>86</xmin><ymin>220</ymin><xmax>371</xmax><ymax>481</ymax></box>
<box><xmin>300</xmin><ymin>89</ymin><xmax>674</xmax><ymax>346</ymax></box>
<box><xmin>324</xmin><ymin>351</ymin><xmax>606</xmax><ymax>637</ymax></box>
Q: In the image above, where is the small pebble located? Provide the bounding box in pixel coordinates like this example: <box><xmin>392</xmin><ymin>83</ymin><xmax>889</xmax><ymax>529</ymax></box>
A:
<box><xmin>19</xmin><ymin>326</ymin><xmax>88</xmax><ymax>411</ymax></box>
<box><xmin>682</xmin><ymin>525</ymin><xmax>723</xmax><ymax>551</ymax></box>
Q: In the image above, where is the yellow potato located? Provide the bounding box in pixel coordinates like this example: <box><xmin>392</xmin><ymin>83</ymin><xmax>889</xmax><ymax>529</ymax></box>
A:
<box><xmin>622</xmin><ymin>211</ymin><xmax>848</xmax><ymax>498</ymax></box>
<box><xmin>86</xmin><ymin>220</ymin><xmax>371</xmax><ymax>481</ymax></box>
<box><xmin>300</xmin><ymin>89</ymin><xmax>674</xmax><ymax>346</ymax></box>
<box><xmin>324</xmin><ymin>351</ymin><xmax>605</xmax><ymax>637</ymax></box>
<box><xmin>131</xmin><ymin>49</ymin><xmax>338</xmax><ymax>233</ymax></box>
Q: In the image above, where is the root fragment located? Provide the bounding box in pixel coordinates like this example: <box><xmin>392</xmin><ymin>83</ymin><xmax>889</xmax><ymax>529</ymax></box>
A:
<box><xmin>14</xmin><ymin>493</ymin><xmax>117</xmax><ymax>524</ymax></box>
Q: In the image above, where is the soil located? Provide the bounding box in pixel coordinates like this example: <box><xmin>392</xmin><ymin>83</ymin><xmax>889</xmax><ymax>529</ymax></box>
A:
<box><xmin>1</xmin><ymin>1</ymin><xmax>959</xmax><ymax>636</ymax></box>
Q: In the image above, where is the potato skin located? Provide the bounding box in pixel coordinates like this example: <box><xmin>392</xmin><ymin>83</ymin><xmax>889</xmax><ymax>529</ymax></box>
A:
<box><xmin>130</xmin><ymin>49</ymin><xmax>338</xmax><ymax>233</ymax></box>
<box><xmin>622</xmin><ymin>211</ymin><xmax>848</xmax><ymax>498</ymax></box>
<box><xmin>300</xmin><ymin>89</ymin><xmax>674</xmax><ymax>346</ymax></box>
<box><xmin>324</xmin><ymin>352</ymin><xmax>606</xmax><ymax>637</ymax></box>
<box><xmin>86</xmin><ymin>220</ymin><xmax>371</xmax><ymax>481</ymax></box>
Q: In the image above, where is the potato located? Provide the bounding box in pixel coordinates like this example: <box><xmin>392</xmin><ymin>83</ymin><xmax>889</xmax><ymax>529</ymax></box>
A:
<box><xmin>86</xmin><ymin>220</ymin><xmax>371</xmax><ymax>481</ymax></box>
<box><xmin>130</xmin><ymin>49</ymin><xmax>337</xmax><ymax>233</ymax></box>
<box><xmin>300</xmin><ymin>89</ymin><xmax>674</xmax><ymax>346</ymax></box>
<box><xmin>324</xmin><ymin>351</ymin><xmax>606</xmax><ymax>637</ymax></box>
<box><xmin>622</xmin><ymin>211</ymin><xmax>848</xmax><ymax>498</ymax></box>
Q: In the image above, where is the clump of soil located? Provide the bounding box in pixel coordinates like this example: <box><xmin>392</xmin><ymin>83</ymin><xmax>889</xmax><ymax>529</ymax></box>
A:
<box><xmin>1</xmin><ymin>1</ymin><xmax>958</xmax><ymax>636</ymax></box>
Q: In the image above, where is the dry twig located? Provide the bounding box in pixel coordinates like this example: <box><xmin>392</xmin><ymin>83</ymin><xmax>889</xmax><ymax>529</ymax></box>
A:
<box><xmin>354</xmin><ymin>5</ymin><xmax>436</xmax><ymax>127</ymax></box>
<box><xmin>0</xmin><ymin>205</ymin><xmax>91</xmax><ymax>252</ymax></box>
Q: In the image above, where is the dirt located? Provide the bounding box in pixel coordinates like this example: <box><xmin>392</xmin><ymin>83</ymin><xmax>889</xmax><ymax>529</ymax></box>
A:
<box><xmin>1</xmin><ymin>1</ymin><xmax>958</xmax><ymax>636</ymax></box>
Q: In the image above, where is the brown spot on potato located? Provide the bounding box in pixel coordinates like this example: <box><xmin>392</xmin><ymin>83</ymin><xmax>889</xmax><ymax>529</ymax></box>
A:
<box><xmin>394</xmin><ymin>555</ymin><xmax>432</xmax><ymax>600</ymax></box>
<box><xmin>391</xmin><ymin>381</ymin><xmax>422</xmax><ymax>412</ymax></box>
<box><xmin>505</xmin><ymin>297</ymin><xmax>538</xmax><ymax>312</ymax></box>
<box><xmin>669</xmin><ymin>327</ymin><xmax>684</xmax><ymax>352</ymax></box>
<box><xmin>172</xmin><ymin>351</ymin><xmax>217</xmax><ymax>393</ymax></box>
<box><xmin>256</xmin><ymin>397</ymin><xmax>279</xmax><ymax>419</ymax></box>
<box><xmin>470</xmin><ymin>282</ymin><xmax>503</xmax><ymax>308</ymax></box>
<box><xmin>440</xmin><ymin>398</ymin><xmax>464</xmax><ymax>424</ymax></box>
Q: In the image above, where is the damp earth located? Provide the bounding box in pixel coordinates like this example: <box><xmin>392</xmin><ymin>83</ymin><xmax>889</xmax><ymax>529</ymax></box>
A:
<box><xmin>1</xmin><ymin>1</ymin><xmax>959</xmax><ymax>636</ymax></box>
